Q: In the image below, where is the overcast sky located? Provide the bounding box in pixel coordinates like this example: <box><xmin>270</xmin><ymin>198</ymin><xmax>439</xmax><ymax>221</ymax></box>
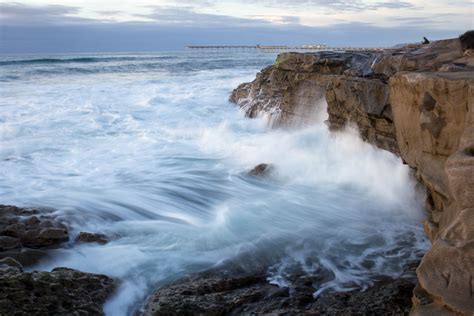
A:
<box><xmin>0</xmin><ymin>0</ymin><xmax>472</xmax><ymax>53</ymax></box>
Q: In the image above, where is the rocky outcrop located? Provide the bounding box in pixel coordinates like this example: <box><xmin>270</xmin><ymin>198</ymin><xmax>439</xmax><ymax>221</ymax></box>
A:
<box><xmin>0</xmin><ymin>204</ymin><xmax>115</xmax><ymax>314</ymax></box>
<box><xmin>75</xmin><ymin>231</ymin><xmax>109</xmax><ymax>244</ymax></box>
<box><xmin>248</xmin><ymin>163</ymin><xmax>274</xmax><ymax>177</ymax></box>
<box><xmin>326</xmin><ymin>75</ymin><xmax>398</xmax><ymax>153</ymax></box>
<box><xmin>230</xmin><ymin>33</ymin><xmax>474</xmax><ymax>315</ymax></box>
<box><xmin>0</xmin><ymin>257</ymin><xmax>116</xmax><ymax>315</ymax></box>
<box><xmin>230</xmin><ymin>51</ymin><xmax>400</xmax><ymax>153</ymax></box>
<box><xmin>0</xmin><ymin>204</ymin><xmax>69</xmax><ymax>266</ymax></box>
<box><xmin>144</xmin><ymin>265</ymin><xmax>417</xmax><ymax>316</ymax></box>
<box><xmin>390</xmin><ymin>71</ymin><xmax>474</xmax><ymax>315</ymax></box>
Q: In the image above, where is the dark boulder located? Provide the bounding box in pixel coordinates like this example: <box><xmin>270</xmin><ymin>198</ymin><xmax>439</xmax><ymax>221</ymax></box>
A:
<box><xmin>249</xmin><ymin>163</ymin><xmax>274</xmax><ymax>177</ymax></box>
<box><xmin>76</xmin><ymin>232</ymin><xmax>109</xmax><ymax>245</ymax></box>
<box><xmin>0</xmin><ymin>204</ymin><xmax>69</xmax><ymax>249</ymax></box>
<box><xmin>0</xmin><ymin>204</ymin><xmax>70</xmax><ymax>265</ymax></box>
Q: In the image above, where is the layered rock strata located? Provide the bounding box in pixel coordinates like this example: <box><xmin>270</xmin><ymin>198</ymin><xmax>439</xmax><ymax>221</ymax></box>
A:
<box><xmin>230</xmin><ymin>36</ymin><xmax>474</xmax><ymax>315</ymax></box>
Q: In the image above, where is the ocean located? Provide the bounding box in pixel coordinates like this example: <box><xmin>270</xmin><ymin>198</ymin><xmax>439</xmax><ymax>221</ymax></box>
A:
<box><xmin>0</xmin><ymin>52</ymin><xmax>428</xmax><ymax>314</ymax></box>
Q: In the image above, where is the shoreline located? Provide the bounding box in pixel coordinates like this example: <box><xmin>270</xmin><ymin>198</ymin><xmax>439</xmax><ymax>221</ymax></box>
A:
<box><xmin>1</xmin><ymin>32</ymin><xmax>473</xmax><ymax>315</ymax></box>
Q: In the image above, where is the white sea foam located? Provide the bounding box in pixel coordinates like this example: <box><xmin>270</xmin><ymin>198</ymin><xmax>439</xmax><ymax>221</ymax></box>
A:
<box><xmin>0</xmin><ymin>52</ymin><xmax>428</xmax><ymax>315</ymax></box>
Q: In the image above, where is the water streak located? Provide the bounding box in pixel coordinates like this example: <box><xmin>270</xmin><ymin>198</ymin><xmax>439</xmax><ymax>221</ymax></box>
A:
<box><xmin>0</xmin><ymin>52</ymin><xmax>428</xmax><ymax>315</ymax></box>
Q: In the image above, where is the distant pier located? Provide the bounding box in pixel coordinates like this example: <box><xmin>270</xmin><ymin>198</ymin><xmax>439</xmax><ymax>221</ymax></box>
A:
<box><xmin>187</xmin><ymin>45</ymin><xmax>392</xmax><ymax>53</ymax></box>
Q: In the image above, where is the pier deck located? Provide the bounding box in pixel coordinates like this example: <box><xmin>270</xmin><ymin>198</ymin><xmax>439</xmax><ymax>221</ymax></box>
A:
<box><xmin>187</xmin><ymin>45</ymin><xmax>392</xmax><ymax>53</ymax></box>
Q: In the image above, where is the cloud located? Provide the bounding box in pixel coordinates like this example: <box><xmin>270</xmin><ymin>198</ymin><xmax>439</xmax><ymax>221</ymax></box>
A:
<box><xmin>0</xmin><ymin>2</ymin><xmax>94</xmax><ymax>25</ymax></box>
<box><xmin>387</xmin><ymin>12</ymin><xmax>470</xmax><ymax>28</ymax></box>
<box><xmin>134</xmin><ymin>6</ymin><xmax>272</xmax><ymax>26</ymax></box>
<box><xmin>0</xmin><ymin>2</ymin><xmax>272</xmax><ymax>27</ymax></box>
<box><xmin>248</xmin><ymin>0</ymin><xmax>414</xmax><ymax>11</ymax></box>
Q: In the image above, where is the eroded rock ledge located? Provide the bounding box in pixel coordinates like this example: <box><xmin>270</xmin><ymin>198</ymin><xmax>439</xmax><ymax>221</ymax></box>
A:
<box><xmin>230</xmin><ymin>34</ymin><xmax>474</xmax><ymax>315</ymax></box>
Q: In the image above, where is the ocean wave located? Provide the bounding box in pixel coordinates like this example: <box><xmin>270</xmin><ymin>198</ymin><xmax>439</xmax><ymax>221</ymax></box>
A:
<box><xmin>0</xmin><ymin>56</ymin><xmax>177</xmax><ymax>66</ymax></box>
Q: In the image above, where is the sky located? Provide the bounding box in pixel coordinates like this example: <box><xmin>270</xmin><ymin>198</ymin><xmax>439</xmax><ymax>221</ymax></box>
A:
<box><xmin>0</xmin><ymin>0</ymin><xmax>473</xmax><ymax>53</ymax></box>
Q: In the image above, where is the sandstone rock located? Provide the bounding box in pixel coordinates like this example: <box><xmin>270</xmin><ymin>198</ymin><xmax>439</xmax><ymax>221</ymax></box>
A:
<box><xmin>249</xmin><ymin>163</ymin><xmax>274</xmax><ymax>177</ymax></box>
<box><xmin>275</xmin><ymin>51</ymin><xmax>378</xmax><ymax>76</ymax></box>
<box><xmin>231</xmin><ymin>35</ymin><xmax>474</xmax><ymax>315</ymax></box>
<box><xmin>326</xmin><ymin>75</ymin><xmax>398</xmax><ymax>153</ymax></box>
<box><xmin>0</xmin><ymin>265</ymin><xmax>116</xmax><ymax>315</ymax></box>
<box><xmin>76</xmin><ymin>231</ymin><xmax>109</xmax><ymax>244</ymax></box>
<box><xmin>390</xmin><ymin>72</ymin><xmax>473</xmax><ymax>227</ymax></box>
<box><xmin>416</xmin><ymin>240</ymin><xmax>474</xmax><ymax>314</ymax></box>
<box><xmin>372</xmin><ymin>38</ymin><xmax>464</xmax><ymax>77</ymax></box>
<box><xmin>230</xmin><ymin>58</ymin><xmax>332</xmax><ymax>126</ymax></box>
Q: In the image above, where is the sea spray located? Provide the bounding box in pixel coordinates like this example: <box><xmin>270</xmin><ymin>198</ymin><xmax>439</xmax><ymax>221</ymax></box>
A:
<box><xmin>0</xmin><ymin>52</ymin><xmax>428</xmax><ymax>315</ymax></box>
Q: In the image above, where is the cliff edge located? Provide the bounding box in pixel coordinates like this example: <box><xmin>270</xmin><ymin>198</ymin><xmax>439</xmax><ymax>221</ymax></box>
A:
<box><xmin>230</xmin><ymin>33</ymin><xmax>474</xmax><ymax>315</ymax></box>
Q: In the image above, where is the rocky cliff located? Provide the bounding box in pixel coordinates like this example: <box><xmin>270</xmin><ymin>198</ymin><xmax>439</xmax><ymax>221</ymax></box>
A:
<box><xmin>230</xmin><ymin>34</ymin><xmax>474</xmax><ymax>315</ymax></box>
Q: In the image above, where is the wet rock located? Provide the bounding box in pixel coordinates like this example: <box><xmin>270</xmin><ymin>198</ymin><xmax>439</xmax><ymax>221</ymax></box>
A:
<box><xmin>76</xmin><ymin>231</ymin><xmax>109</xmax><ymax>244</ymax></box>
<box><xmin>308</xmin><ymin>278</ymin><xmax>415</xmax><ymax>315</ymax></box>
<box><xmin>249</xmin><ymin>163</ymin><xmax>274</xmax><ymax>177</ymax></box>
<box><xmin>0</xmin><ymin>204</ymin><xmax>69</xmax><ymax>248</ymax></box>
<box><xmin>143</xmin><ymin>269</ymin><xmax>274</xmax><ymax>316</ymax></box>
<box><xmin>230</xmin><ymin>62</ymin><xmax>332</xmax><ymax>126</ymax></box>
<box><xmin>0</xmin><ymin>264</ymin><xmax>116</xmax><ymax>315</ymax></box>
<box><xmin>0</xmin><ymin>204</ymin><xmax>69</xmax><ymax>266</ymax></box>
<box><xmin>0</xmin><ymin>236</ymin><xmax>21</xmax><ymax>251</ymax></box>
<box><xmin>0</xmin><ymin>257</ymin><xmax>23</xmax><ymax>275</ymax></box>
<box><xmin>143</xmin><ymin>266</ymin><xmax>417</xmax><ymax>316</ymax></box>
<box><xmin>0</xmin><ymin>257</ymin><xmax>23</xmax><ymax>270</ymax></box>
<box><xmin>0</xmin><ymin>247</ymin><xmax>50</xmax><ymax>266</ymax></box>
<box><xmin>38</xmin><ymin>227</ymin><xmax>69</xmax><ymax>243</ymax></box>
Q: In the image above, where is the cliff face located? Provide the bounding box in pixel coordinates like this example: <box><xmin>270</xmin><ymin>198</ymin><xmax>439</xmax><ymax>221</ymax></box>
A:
<box><xmin>230</xmin><ymin>51</ymin><xmax>399</xmax><ymax>153</ymax></box>
<box><xmin>230</xmin><ymin>37</ymin><xmax>474</xmax><ymax>315</ymax></box>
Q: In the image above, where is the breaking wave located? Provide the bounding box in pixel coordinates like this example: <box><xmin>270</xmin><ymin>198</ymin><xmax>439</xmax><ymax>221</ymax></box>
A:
<box><xmin>0</xmin><ymin>52</ymin><xmax>428</xmax><ymax>315</ymax></box>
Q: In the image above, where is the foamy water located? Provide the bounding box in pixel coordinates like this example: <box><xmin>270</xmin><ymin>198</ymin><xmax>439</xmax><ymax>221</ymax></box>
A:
<box><xmin>0</xmin><ymin>52</ymin><xmax>428</xmax><ymax>314</ymax></box>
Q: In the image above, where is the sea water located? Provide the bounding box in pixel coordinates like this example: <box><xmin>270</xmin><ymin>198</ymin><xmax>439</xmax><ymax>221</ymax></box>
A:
<box><xmin>0</xmin><ymin>52</ymin><xmax>429</xmax><ymax>314</ymax></box>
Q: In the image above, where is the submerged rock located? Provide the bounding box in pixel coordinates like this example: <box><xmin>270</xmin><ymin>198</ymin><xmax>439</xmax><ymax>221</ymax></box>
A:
<box><xmin>249</xmin><ymin>163</ymin><xmax>274</xmax><ymax>177</ymax></box>
<box><xmin>75</xmin><ymin>231</ymin><xmax>109</xmax><ymax>244</ymax></box>
<box><xmin>0</xmin><ymin>258</ymin><xmax>116</xmax><ymax>315</ymax></box>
